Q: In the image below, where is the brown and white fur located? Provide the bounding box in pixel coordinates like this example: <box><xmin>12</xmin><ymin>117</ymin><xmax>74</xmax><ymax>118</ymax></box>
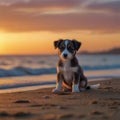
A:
<box><xmin>52</xmin><ymin>39</ymin><xmax>100</xmax><ymax>93</ymax></box>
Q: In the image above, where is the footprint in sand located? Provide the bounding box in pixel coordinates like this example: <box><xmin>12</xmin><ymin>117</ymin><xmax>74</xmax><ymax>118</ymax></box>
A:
<box><xmin>13</xmin><ymin>112</ymin><xmax>32</xmax><ymax>118</ymax></box>
<box><xmin>0</xmin><ymin>111</ymin><xmax>33</xmax><ymax>118</ymax></box>
<box><xmin>89</xmin><ymin>110</ymin><xmax>103</xmax><ymax>115</ymax></box>
<box><xmin>0</xmin><ymin>111</ymin><xmax>10</xmax><ymax>117</ymax></box>
<box><xmin>59</xmin><ymin>114</ymin><xmax>74</xmax><ymax>119</ymax></box>
<box><xmin>89</xmin><ymin>100</ymin><xmax>98</xmax><ymax>105</ymax></box>
<box><xmin>14</xmin><ymin>100</ymin><xmax>30</xmax><ymax>104</ymax></box>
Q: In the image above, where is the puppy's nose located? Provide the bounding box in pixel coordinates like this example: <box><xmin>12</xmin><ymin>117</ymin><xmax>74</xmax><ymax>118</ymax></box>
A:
<box><xmin>63</xmin><ymin>54</ymin><xmax>68</xmax><ymax>58</ymax></box>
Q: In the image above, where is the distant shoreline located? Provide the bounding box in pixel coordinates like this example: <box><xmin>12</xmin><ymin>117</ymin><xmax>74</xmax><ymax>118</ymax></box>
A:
<box><xmin>0</xmin><ymin>47</ymin><xmax>120</xmax><ymax>56</ymax></box>
<box><xmin>80</xmin><ymin>47</ymin><xmax>120</xmax><ymax>55</ymax></box>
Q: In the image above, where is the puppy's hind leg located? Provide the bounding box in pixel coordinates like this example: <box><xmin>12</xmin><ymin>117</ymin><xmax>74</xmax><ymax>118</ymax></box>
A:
<box><xmin>79</xmin><ymin>80</ymin><xmax>87</xmax><ymax>91</ymax></box>
<box><xmin>62</xmin><ymin>82</ymin><xmax>72</xmax><ymax>92</ymax></box>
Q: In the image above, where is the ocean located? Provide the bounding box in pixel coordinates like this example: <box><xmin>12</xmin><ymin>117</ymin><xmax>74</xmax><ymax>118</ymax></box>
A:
<box><xmin>0</xmin><ymin>54</ymin><xmax>120</xmax><ymax>93</ymax></box>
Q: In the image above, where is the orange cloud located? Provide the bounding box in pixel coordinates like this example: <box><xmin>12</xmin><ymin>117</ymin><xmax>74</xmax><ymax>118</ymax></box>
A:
<box><xmin>87</xmin><ymin>1</ymin><xmax>120</xmax><ymax>13</ymax></box>
<box><xmin>0</xmin><ymin>0</ymin><xmax>120</xmax><ymax>33</ymax></box>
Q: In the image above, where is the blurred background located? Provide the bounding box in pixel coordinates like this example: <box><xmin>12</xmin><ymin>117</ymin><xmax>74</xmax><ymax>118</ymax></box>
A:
<box><xmin>0</xmin><ymin>0</ymin><xmax>120</xmax><ymax>92</ymax></box>
<box><xmin>0</xmin><ymin>0</ymin><xmax>120</xmax><ymax>55</ymax></box>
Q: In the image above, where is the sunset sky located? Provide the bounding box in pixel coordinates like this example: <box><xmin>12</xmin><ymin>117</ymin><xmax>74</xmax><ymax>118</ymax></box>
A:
<box><xmin>0</xmin><ymin>0</ymin><xmax>120</xmax><ymax>55</ymax></box>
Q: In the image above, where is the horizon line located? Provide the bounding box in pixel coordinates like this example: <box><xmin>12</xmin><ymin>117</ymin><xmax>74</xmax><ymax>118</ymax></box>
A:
<box><xmin>0</xmin><ymin>47</ymin><xmax>120</xmax><ymax>56</ymax></box>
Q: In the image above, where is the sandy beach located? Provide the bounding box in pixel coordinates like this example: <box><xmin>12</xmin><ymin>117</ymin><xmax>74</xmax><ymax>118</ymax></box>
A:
<box><xmin>0</xmin><ymin>79</ymin><xmax>120</xmax><ymax>120</ymax></box>
<box><xmin>1</xmin><ymin>0</ymin><xmax>120</xmax><ymax>119</ymax></box>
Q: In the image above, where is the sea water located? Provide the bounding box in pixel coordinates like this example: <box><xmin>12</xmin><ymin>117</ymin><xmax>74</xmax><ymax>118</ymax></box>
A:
<box><xmin>0</xmin><ymin>54</ymin><xmax>120</xmax><ymax>93</ymax></box>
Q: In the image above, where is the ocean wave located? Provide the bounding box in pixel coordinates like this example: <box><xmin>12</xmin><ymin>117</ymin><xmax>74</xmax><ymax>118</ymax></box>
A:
<box><xmin>0</xmin><ymin>81</ymin><xmax>55</xmax><ymax>89</ymax></box>
<box><xmin>83</xmin><ymin>64</ymin><xmax>120</xmax><ymax>71</ymax></box>
<box><xmin>0</xmin><ymin>64</ymin><xmax>120</xmax><ymax>77</ymax></box>
<box><xmin>0</xmin><ymin>67</ymin><xmax>56</xmax><ymax>77</ymax></box>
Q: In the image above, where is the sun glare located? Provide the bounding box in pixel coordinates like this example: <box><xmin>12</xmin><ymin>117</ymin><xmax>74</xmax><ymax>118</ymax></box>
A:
<box><xmin>0</xmin><ymin>31</ymin><xmax>120</xmax><ymax>55</ymax></box>
<box><xmin>0</xmin><ymin>31</ymin><xmax>57</xmax><ymax>55</ymax></box>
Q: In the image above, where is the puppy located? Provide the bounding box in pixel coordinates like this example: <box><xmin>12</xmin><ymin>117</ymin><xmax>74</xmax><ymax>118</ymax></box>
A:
<box><xmin>52</xmin><ymin>39</ymin><xmax>100</xmax><ymax>93</ymax></box>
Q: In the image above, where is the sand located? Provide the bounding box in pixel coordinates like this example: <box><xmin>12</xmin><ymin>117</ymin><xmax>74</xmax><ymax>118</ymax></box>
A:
<box><xmin>0</xmin><ymin>79</ymin><xmax>120</xmax><ymax>120</ymax></box>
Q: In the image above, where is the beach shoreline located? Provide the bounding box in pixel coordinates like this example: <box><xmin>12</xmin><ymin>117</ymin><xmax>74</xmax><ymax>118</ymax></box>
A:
<box><xmin>0</xmin><ymin>78</ymin><xmax>120</xmax><ymax>120</ymax></box>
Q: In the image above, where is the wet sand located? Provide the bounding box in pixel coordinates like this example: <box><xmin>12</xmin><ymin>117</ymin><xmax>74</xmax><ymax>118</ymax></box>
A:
<box><xmin>0</xmin><ymin>79</ymin><xmax>120</xmax><ymax>120</ymax></box>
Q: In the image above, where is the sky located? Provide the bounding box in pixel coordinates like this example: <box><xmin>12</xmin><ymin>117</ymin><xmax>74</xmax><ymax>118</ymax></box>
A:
<box><xmin>0</xmin><ymin>0</ymin><xmax>120</xmax><ymax>55</ymax></box>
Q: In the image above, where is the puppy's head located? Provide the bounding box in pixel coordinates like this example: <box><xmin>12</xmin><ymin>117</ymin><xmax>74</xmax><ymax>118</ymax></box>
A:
<box><xmin>54</xmin><ymin>39</ymin><xmax>81</xmax><ymax>61</ymax></box>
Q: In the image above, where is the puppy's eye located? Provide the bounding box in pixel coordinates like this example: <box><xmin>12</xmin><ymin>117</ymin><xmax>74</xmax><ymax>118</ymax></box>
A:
<box><xmin>60</xmin><ymin>45</ymin><xmax>65</xmax><ymax>50</ymax></box>
<box><xmin>67</xmin><ymin>45</ymin><xmax>73</xmax><ymax>50</ymax></box>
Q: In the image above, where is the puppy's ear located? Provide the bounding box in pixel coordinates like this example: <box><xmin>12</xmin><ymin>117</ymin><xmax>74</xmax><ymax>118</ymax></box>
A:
<box><xmin>54</xmin><ymin>39</ymin><xmax>63</xmax><ymax>49</ymax></box>
<box><xmin>72</xmin><ymin>40</ymin><xmax>81</xmax><ymax>51</ymax></box>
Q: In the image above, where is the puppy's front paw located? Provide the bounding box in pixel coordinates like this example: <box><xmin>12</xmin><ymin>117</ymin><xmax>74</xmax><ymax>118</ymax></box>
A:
<box><xmin>72</xmin><ymin>89</ymin><xmax>80</xmax><ymax>93</ymax></box>
<box><xmin>52</xmin><ymin>88</ymin><xmax>60</xmax><ymax>94</ymax></box>
<box><xmin>72</xmin><ymin>85</ymin><xmax>80</xmax><ymax>93</ymax></box>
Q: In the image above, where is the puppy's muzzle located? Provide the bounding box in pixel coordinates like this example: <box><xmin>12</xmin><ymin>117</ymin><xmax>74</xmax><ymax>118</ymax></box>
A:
<box><xmin>63</xmin><ymin>53</ymin><xmax>68</xmax><ymax>59</ymax></box>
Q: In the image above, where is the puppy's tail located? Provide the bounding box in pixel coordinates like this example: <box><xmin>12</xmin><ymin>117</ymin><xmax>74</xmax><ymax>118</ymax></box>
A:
<box><xmin>86</xmin><ymin>84</ymin><xmax>100</xmax><ymax>90</ymax></box>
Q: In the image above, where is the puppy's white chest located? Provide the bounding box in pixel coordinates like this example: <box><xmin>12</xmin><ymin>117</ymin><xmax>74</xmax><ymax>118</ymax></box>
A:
<box><xmin>63</xmin><ymin>65</ymin><xmax>72</xmax><ymax>81</ymax></box>
<box><xmin>63</xmin><ymin>71</ymin><xmax>72</xmax><ymax>81</ymax></box>
<box><xmin>57</xmin><ymin>61</ymin><xmax>78</xmax><ymax>81</ymax></box>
